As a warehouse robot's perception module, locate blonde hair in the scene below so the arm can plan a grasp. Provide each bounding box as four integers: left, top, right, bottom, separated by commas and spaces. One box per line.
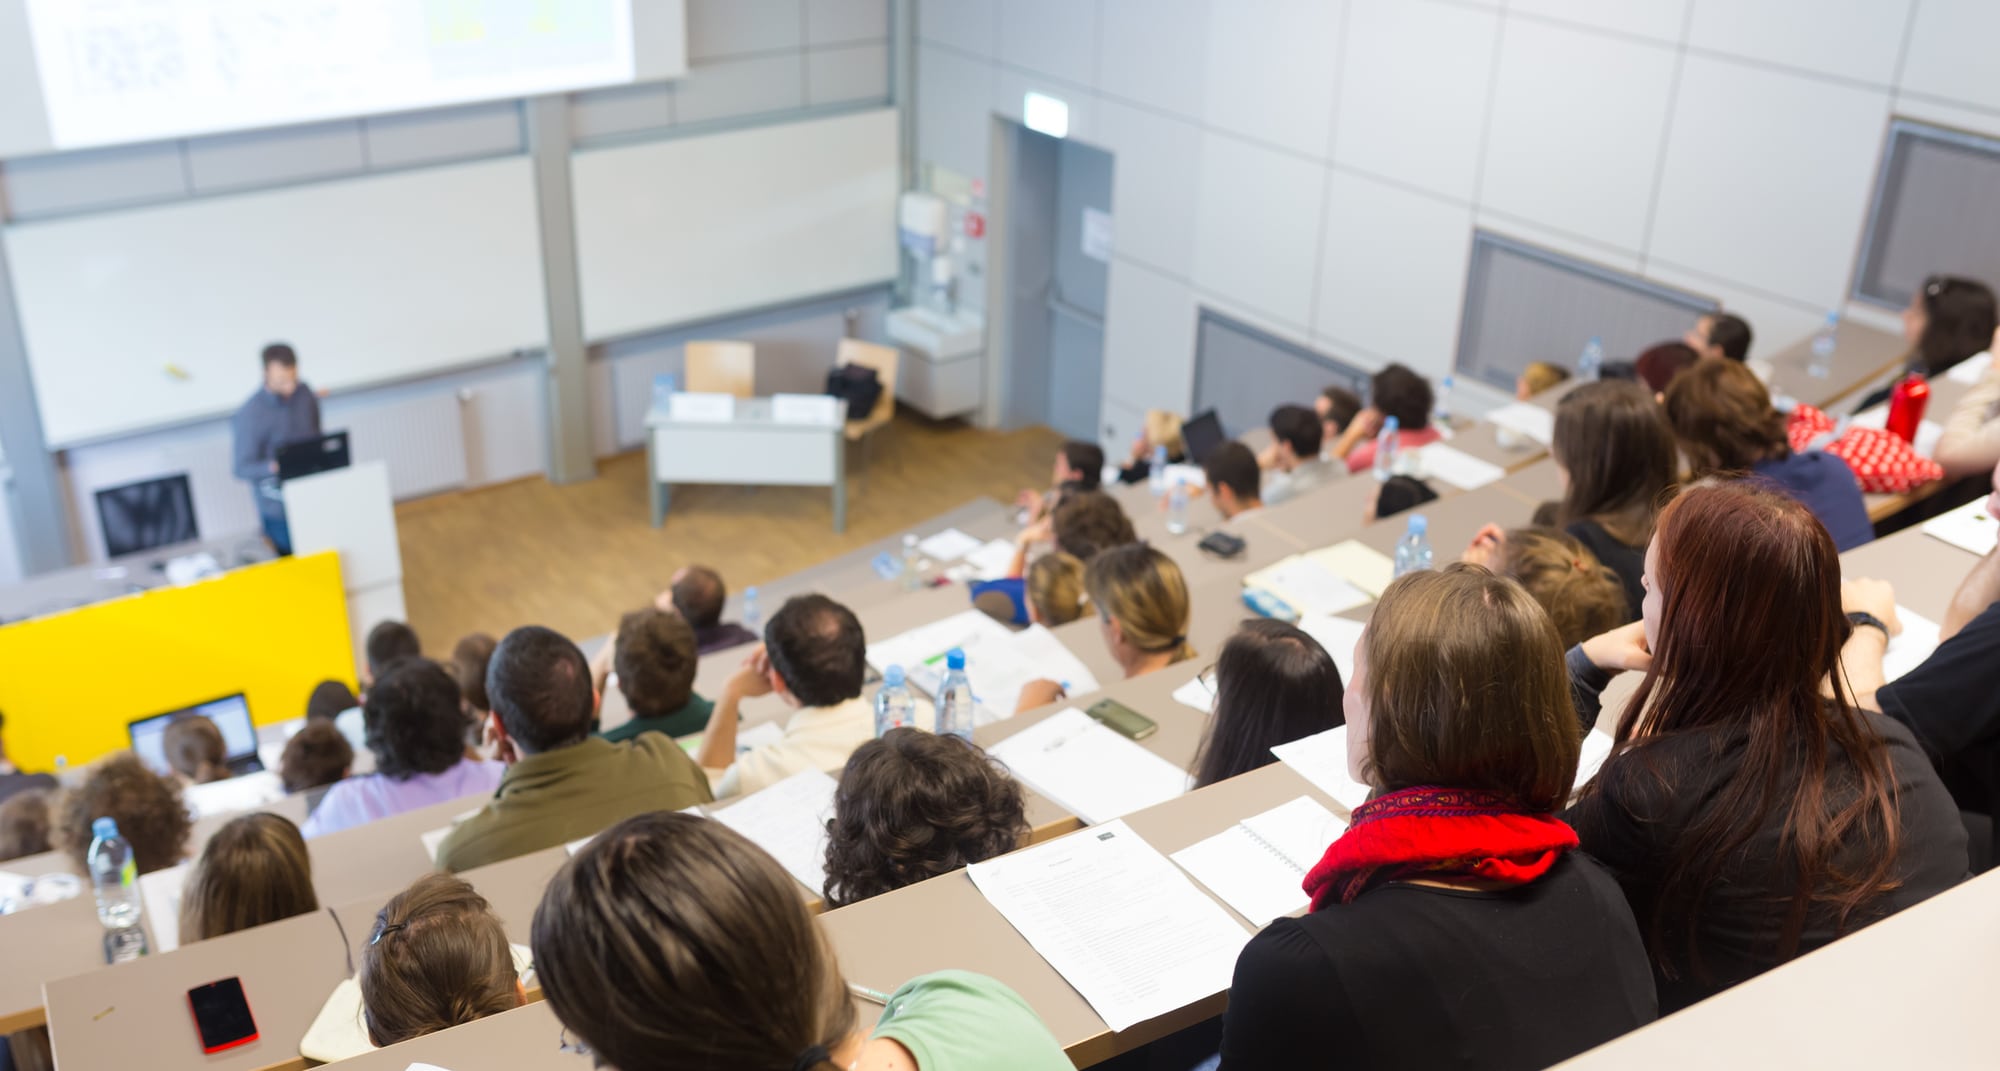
1520, 361, 1572, 397
1085, 544, 1195, 665
1025, 552, 1089, 626
362, 873, 519, 1047
1500, 527, 1630, 649
180, 813, 318, 943
1143, 409, 1185, 458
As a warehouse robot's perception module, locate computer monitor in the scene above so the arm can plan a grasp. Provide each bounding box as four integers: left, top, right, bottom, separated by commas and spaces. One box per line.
95, 474, 198, 558
129, 694, 263, 778
276, 430, 350, 482
1180, 409, 1227, 465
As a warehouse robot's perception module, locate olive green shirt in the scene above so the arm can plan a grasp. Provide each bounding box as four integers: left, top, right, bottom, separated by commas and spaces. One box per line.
598, 693, 714, 743
435, 735, 713, 873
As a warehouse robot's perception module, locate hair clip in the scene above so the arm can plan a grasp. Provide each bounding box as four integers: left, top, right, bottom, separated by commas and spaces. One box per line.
370, 922, 407, 946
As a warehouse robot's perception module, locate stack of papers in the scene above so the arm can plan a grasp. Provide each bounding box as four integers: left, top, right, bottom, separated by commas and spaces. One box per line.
966, 820, 1252, 1032
1922, 496, 1998, 556
1486, 403, 1556, 446
1881, 607, 1942, 684
711, 769, 839, 895
918, 528, 986, 562
988, 708, 1191, 824
1170, 797, 1345, 927
1242, 557, 1370, 619
1270, 726, 1372, 812
1414, 443, 1506, 491
867, 612, 1100, 714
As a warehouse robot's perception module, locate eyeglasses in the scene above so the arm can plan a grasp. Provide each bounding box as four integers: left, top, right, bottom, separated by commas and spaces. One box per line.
558, 1026, 592, 1058
1197, 664, 1218, 695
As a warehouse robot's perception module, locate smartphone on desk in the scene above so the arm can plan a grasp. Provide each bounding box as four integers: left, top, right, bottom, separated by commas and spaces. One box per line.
188, 977, 258, 1055
1087, 698, 1158, 741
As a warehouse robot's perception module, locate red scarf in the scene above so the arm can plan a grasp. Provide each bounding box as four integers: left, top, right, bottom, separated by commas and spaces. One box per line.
1303, 786, 1579, 911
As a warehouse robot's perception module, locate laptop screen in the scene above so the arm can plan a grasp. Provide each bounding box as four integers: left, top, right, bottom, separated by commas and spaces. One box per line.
1180, 409, 1226, 465
129, 695, 259, 778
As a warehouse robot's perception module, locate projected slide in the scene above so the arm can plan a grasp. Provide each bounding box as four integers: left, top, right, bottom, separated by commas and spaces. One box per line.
22, 0, 634, 149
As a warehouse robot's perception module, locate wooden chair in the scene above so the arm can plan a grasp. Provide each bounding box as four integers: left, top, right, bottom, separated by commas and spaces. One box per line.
835, 338, 900, 478
684, 340, 757, 398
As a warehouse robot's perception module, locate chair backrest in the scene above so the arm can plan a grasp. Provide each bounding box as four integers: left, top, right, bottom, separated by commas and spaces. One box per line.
835, 339, 900, 425
685, 340, 757, 398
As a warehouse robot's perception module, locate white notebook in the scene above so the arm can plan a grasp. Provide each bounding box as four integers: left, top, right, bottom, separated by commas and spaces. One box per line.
1270, 726, 1371, 812
988, 707, 1191, 824
1171, 797, 1346, 927
711, 769, 838, 895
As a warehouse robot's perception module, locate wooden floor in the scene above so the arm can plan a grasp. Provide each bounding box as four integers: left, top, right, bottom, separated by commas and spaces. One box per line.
394, 413, 1064, 648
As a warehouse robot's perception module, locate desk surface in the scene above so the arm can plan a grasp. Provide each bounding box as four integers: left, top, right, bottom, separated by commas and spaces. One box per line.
644, 396, 844, 430
1764, 320, 1907, 411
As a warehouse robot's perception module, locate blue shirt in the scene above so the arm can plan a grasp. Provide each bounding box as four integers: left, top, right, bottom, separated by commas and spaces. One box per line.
1752, 451, 1873, 552
231, 385, 322, 484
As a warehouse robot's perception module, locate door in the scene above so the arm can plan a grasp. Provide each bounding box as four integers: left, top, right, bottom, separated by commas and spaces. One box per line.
1000, 123, 1113, 441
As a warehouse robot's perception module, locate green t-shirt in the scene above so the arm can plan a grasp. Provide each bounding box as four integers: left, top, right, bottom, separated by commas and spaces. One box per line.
871, 970, 1069, 1071
599, 693, 714, 743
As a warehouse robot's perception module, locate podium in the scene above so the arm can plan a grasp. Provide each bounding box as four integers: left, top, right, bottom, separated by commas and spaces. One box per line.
284, 460, 406, 678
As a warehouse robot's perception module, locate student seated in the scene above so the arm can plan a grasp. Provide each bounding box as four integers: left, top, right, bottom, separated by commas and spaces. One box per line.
1930, 324, 2000, 480
0, 788, 52, 862
1115, 409, 1185, 485
364, 619, 422, 689
1024, 551, 1089, 627
0, 711, 58, 807
696, 595, 874, 799
279, 721, 353, 795
1685, 310, 1753, 363
821, 728, 1028, 908
1664, 358, 1872, 550
1545, 380, 1678, 619
437, 626, 714, 872
1017, 544, 1193, 712
361, 873, 523, 1046
1337, 364, 1441, 474
1365, 474, 1437, 523
1565, 482, 1967, 1013
1260, 404, 1340, 506
304, 660, 505, 839
1516, 360, 1572, 400
594, 609, 712, 742
663, 565, 759, 655
1190, 620, 1343, 789
1017, 440, 1105, 523
989, 488, 1139, 604
1462, 525, 1628, 649
305, 680, 359, 722
448, 632, 498, 748
1317, 386, 1363, 449
1220, 565, 1655, 1068
162, 715, 230, 787
533, 811, 1071, 1071
1854, 274, 1998, 412
1203, 441, 1263, 525
53, 754, 190, 876
179, 813, 318, 943
1634, 340, 1698, 396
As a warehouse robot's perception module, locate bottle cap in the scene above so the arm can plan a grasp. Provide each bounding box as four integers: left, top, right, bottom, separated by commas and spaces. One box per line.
883, 665, 905, 687
945, 648, 967, 671
1382, 415, 1400, 433
1407, 513, 1428, 536
92, 817, 118, 840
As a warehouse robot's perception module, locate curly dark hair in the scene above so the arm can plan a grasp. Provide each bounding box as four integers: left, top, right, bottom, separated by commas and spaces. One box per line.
55, 753, 191, 876
364, 659, 473, 781
821, 729, 1028, 908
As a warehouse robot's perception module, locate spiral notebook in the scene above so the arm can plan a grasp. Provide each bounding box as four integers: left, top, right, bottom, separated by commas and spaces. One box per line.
1170, 796, 1346, 927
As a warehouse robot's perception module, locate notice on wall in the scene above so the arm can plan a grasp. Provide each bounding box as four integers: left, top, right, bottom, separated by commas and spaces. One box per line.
1081, 207, 1114, 262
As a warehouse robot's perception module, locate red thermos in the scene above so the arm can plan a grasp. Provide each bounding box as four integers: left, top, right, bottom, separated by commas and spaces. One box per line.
1886, 373, 1930, 444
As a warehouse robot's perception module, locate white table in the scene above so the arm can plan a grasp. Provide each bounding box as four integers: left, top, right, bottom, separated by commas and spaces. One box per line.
645, 397, 847, 532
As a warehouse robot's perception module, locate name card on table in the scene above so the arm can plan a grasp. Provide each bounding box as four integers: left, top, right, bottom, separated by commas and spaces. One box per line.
669, 391, 736, 423
772, 393, 842, 425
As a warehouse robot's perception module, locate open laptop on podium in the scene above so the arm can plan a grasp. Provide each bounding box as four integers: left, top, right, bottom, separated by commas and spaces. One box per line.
276, 430, 350, 482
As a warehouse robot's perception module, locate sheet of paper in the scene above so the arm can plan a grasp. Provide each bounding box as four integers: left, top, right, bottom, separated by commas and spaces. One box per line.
1171, 797, 1345, 927
737, 720, 787, 753
1486, 402, 1555, 445
1574, 730, 1615, 795
1850, 405, 1944, 458
419, 808, 483, 863
1160, 463, 1206, 489
138, 861, 191, 953
711, 769, 838, 894
1881, 607, 1942, 684
668, 391, 735, 422
1922, 496, 1998, 556
918, 527, 986, 562
1244, 557, 1370, 618
1947, 352, 1992, 385
771, 392, 841, 425
963, 538, 1020, 581
1241, 796, 1347, 871
1305, 541, 1396, 599
183, 770, 288, 819
1293, 613, 1365, 686
988, 708, 1190, 824
866, 609, 1018, 694
1171, 673, 1215, 714
966, 820, 1252, 1033
1414, 443, 1507, 491
868, 612, 1098, 713
1271, 726, 1371, 813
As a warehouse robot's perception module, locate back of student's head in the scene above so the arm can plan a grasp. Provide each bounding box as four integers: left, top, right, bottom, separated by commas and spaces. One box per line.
1202, 441, 1261, 505
306, 680, 358, 722
487, 627, 595, 755
366, 659, 475, 779
162, 716, 229, 784
532, 812, 854, 1071
361, 873, 518, 1047
764, 595, 866, 709
0, 788, 53, 862
1371, 363, 1434, 430
1635, 341, 1699, 394
1358, 565, 1578, 810
1060, 441, 1105, 490
449, 633, 498, 716
1144, 409, 1185, 458
823, 729, 1028, 908
1268, 404, 1322, 460
614, 608, 698, 718
1086, 544, 1194, 665
1553, 379, 1677, 546
1498, 527, 1630, 648
1708, 312, 1753, 362
366, 620, 422, 679
55, 754, 190, 875
1913, 274, 1998, 375
1519, 361, 1573, 397
1051, 489, 1137, 562
279, 721, 354, 794
1663, 358, 1788, 478
1025, 551, 1090, 627
1374, 475, 1438, 520
671, 565, 728, 629
179, 813, 317, 944
1320, 386, 1363, 435
1193, 620, 1344, 789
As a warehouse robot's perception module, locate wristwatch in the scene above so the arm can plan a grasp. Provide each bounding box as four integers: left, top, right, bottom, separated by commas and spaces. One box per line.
1846, 611, 1890, 637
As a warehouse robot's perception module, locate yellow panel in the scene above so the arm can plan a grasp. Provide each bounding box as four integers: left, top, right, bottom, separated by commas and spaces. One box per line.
0, 552, 355, 772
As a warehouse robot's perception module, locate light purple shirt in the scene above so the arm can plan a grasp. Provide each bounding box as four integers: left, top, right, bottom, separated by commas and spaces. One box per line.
300, 758, 505, 839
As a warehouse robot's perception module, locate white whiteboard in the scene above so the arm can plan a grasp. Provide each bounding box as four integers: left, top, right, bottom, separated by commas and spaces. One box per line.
4, 156, 549, 447
573, 107, 900, 342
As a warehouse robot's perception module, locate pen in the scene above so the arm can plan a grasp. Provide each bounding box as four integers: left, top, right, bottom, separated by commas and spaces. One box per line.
849, 982, 893, 1004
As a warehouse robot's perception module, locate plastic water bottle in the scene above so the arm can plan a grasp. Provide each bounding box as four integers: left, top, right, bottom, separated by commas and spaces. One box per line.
1808, 311, 1839, 379
874, 666, 918, 737
1371, 415, 1401, 482
1393, 514, 1433, 579
1433, 374, 1455, 427
1147, 443, 1169, 496
87, 818, 148, 962
934, 648, 976, 741
1166, 478, 1190, 535
900, 533, 922, 591
1578, 336, 1605, 383
741, 587, 761, 633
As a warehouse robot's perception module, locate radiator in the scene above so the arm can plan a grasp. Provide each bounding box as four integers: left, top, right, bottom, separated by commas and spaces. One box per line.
327, 390, 468, 500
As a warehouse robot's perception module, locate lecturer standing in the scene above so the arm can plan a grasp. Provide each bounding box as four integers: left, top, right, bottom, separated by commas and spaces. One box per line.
231, 343, 321, 555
